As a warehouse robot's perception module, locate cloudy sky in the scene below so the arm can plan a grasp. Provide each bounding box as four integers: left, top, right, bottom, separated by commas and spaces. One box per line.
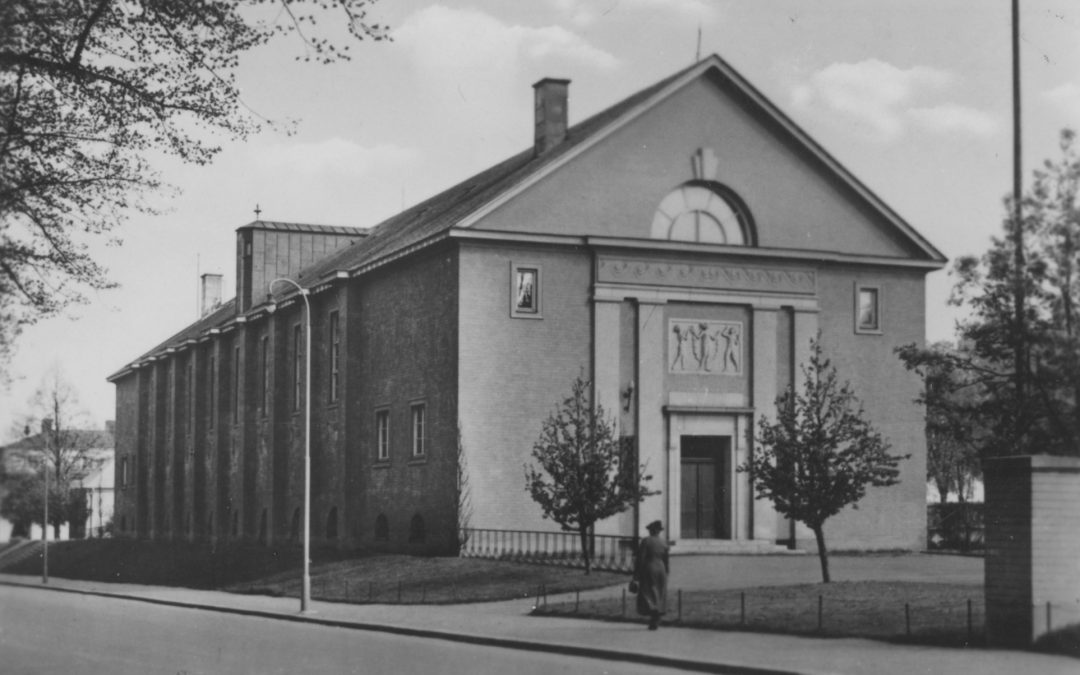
2, 0, 1078, 439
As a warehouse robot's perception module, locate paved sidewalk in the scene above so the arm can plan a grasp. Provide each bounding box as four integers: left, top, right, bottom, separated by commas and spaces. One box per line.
1, 564, 1075, 675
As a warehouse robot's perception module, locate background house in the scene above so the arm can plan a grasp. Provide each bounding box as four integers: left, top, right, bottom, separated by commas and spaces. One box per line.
0, 421, 115, 542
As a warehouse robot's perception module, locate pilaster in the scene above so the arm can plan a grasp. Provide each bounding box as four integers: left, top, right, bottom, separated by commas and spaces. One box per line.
751, 307, 779, 541
636, 299, 667, 531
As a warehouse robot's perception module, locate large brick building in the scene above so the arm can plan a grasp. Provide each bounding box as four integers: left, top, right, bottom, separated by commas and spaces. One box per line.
109, 56, 945, 555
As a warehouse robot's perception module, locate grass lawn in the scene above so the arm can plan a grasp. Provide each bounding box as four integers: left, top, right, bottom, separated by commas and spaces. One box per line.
0, 538, 625, 602
535, 581, 987, 647
230, 555, 625, 604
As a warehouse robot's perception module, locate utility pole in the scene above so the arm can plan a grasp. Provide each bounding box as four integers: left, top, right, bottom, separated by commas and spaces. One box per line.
1011, 0, 1026, 437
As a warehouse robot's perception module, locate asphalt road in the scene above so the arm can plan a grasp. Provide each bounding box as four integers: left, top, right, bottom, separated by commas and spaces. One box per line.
0, 585, 692, 675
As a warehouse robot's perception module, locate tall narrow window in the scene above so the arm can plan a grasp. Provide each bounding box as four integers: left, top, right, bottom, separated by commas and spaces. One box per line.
233, 345, 240, 422
209, 353, 217, 429
376, 409, 390, 461
293, 324, 302, 411
260, 336, 269, 417
855, 285, 882, 333
187, 359, 195, 431
328, 311, 340, 403
121, 457, 130, 488
411, 403, 426, 458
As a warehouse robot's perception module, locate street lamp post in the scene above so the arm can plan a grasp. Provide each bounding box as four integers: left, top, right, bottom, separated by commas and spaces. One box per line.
42, 451, 48, 585
270, 278, 312, 613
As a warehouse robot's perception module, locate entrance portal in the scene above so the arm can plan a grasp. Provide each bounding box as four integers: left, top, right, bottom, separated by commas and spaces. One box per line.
679, 436, 732, 539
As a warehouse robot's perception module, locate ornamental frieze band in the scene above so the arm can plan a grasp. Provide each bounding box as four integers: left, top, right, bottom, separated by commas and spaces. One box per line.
597, 257, 816, 295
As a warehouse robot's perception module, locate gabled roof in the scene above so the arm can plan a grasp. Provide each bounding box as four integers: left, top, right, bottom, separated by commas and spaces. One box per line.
110, 54, 946, 378
1, 429, 114, 455
287, 53, 944, 291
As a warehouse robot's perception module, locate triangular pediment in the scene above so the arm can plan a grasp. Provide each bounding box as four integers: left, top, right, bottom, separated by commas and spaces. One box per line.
466, 56, 944, 264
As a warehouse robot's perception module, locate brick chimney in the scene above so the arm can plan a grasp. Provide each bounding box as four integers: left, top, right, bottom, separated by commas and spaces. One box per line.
533, 78, 570, 156
200, 273, 223, 317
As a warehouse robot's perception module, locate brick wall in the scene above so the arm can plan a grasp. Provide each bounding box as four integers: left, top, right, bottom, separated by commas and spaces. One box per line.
112, 375, 139, 536
985, 455, 1080, 646
354, 244, 460, 552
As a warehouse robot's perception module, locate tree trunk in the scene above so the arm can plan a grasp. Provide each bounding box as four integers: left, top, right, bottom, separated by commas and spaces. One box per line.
811, 524, 830, 583
579, 524, 591, 575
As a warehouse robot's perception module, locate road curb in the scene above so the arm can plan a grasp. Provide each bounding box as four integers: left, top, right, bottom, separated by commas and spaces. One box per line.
1, 578, 802, 675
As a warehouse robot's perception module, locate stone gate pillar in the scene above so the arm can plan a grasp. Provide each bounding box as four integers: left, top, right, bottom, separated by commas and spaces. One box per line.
983, 455, 1080, 646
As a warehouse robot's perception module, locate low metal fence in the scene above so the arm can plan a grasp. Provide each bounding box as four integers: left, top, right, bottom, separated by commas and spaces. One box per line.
459, 528, 636, 572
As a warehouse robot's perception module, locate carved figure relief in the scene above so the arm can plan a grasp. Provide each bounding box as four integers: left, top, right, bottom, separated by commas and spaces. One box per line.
669, 320, 743, 375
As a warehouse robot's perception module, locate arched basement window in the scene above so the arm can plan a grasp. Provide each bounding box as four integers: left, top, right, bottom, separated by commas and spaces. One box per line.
375, 513, 389, 542
409, 513, 426, 543
326, 507, 339, 540
650, 183, 754, 245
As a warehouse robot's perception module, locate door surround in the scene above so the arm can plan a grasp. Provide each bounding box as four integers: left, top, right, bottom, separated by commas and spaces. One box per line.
666, 410, 751, 542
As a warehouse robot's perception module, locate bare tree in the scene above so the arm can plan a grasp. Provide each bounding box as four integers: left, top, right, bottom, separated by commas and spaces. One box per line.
453, 423, 473, 554
3, 368, 104, 537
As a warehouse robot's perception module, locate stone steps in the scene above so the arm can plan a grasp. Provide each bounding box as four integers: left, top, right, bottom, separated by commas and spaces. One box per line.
0, 539, 43, 569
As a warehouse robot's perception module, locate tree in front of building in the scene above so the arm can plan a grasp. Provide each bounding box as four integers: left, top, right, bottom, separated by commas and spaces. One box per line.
525, 375, 658, 574
741, 339, 907, 583
898, 129, 1080, 459
920, 342, 984, 505
1, 369, 103, 537
0, 0, 388, 376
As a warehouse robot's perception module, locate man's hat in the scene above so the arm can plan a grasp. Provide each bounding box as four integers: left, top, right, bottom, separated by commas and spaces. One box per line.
646, 520, 664, 532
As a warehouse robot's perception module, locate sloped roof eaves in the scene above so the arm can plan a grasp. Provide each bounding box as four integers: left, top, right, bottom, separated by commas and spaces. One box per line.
107, 299, 238, 381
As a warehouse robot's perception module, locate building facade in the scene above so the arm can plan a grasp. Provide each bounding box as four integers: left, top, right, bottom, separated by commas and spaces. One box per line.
109, 56, 945, 555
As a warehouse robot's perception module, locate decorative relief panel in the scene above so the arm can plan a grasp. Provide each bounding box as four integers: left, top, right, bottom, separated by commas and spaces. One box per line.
597, 257, 816, 295
668, 320, 743, 376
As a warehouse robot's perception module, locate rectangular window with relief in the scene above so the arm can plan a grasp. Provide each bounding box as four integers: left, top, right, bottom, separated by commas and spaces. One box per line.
510, 263, 542, 318
411, 403, 426, 458
375, 409, 390, 461
855, 284, 882, 333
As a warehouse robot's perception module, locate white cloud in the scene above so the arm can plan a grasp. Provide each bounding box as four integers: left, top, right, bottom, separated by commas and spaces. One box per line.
396, 5, 618, 73
790, 60, 999, 143
791, 60, 952, 141
908, 104, 999, 138
1044, 82, 1080, 121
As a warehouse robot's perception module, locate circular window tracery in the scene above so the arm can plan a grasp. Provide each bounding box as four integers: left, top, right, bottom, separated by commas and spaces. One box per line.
650, 184, 752, 245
